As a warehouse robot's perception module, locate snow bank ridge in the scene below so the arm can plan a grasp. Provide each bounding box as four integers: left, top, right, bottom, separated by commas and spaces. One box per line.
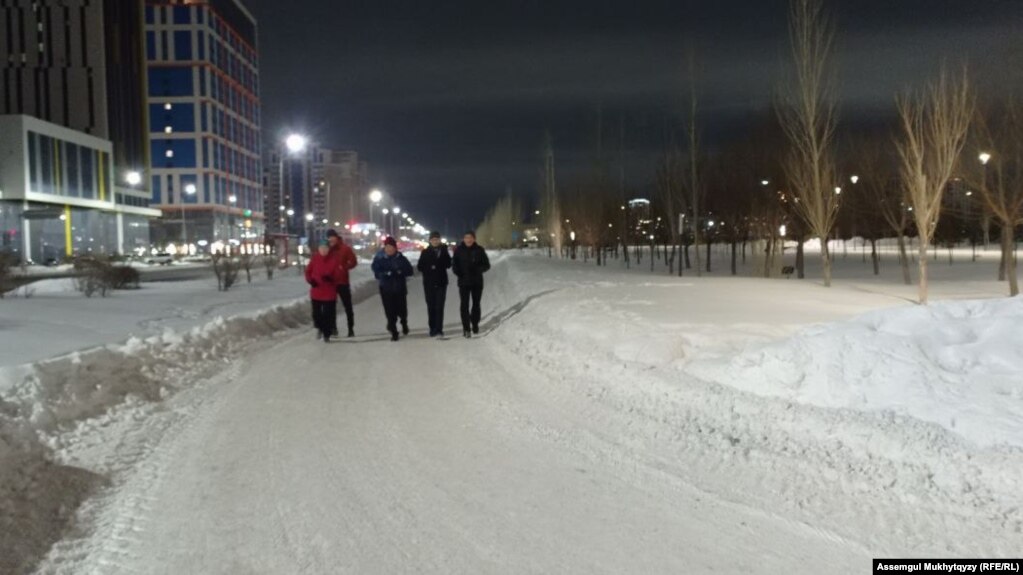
0, 296, 311, 573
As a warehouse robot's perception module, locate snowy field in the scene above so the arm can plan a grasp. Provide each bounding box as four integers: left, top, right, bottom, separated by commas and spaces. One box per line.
2, 247, 1020, 573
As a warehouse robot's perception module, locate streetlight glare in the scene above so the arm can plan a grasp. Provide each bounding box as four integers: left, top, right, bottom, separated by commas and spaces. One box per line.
228, 194, 237, 203
979, 152, 992, 165
850, 175, 860, 184
287, 209, 295, 216
305, 213, 314, 222
285, 134, 307, 153
184, 184, 197, 195
369, 189, 383, 203
125, 171, 142, 186
382, 208, 390, 215
761, 179, 770, 186
393, 206, 401, 213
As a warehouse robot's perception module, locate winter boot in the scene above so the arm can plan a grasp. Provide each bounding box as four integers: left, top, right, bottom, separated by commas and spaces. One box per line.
463, 329, 472, 339
401, 322, 410, 336
390, 331, 400, 342
347, 327, 355, 338
472, 324, 479, 335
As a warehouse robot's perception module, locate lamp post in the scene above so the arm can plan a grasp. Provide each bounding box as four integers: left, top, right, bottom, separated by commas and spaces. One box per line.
305, 212, 315, 248
181, 183, 196, 245
979, 152, 992, 247
280, 133, 307, 238
369, 189, 383, 226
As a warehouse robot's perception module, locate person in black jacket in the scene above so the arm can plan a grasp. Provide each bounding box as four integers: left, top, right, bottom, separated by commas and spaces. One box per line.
417, 231, 452, 337
371, 236, 415, 341
451, 231, 491, 338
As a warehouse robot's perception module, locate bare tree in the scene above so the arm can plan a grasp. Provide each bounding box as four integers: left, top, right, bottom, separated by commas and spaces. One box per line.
848, 138, 912, 282
685, 50, 703, 277
967, 98, 1023, 296
777, 0, 840, 286
656, 126, 687, 275
212, 253, 240, 292
239, 254, 255, 283
895, 68, 974, 304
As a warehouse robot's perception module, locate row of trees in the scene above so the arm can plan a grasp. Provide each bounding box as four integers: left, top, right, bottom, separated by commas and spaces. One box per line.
479, 0, 1021, 302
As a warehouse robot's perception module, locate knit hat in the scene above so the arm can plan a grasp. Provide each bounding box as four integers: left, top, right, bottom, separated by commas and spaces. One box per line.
318, 238, 330, 247
383, 236, 398, 248
429, 230, 441, 239
464, 230, 476, 239
326, 229, 340, 238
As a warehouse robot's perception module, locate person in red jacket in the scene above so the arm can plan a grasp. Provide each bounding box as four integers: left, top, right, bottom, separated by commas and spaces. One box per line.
305, 239, 344, 342
326, 229, 358, 338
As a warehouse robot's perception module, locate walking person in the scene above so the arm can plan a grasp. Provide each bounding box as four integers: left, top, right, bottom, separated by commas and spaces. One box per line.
326, 229, 358, 337
452, 231, 491, 338
305, 239, 343, 343
417, 231, 451, 337
371, 236, 414, 341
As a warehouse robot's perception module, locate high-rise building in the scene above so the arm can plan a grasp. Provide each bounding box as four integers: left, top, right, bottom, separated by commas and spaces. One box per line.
265, 144, 368, 241
0, 0, 160, 262
144, 0, 262, 251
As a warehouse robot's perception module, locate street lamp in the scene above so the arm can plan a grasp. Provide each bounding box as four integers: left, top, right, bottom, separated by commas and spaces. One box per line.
181, 183, 197, 244
369, 189, 383, 225
125, 171, 142, 186
979, 152, 992, 165
285, 134, 307, 154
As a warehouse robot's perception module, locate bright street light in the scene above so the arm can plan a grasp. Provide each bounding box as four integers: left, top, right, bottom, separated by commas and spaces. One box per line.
369, 190, 383, 203
287, 209, 295, 216
979, 152, 992, 165
305, 213, 314, 222
850, 175, 860, 184
383, 208, 390, 215
184, 184, 197, 195
125, 171, 142, 186
285, 134, 307, 154
834, 187, 842, 195
761, 179, 769, 186
228, 194, 237, 203
393, 206, 401, 213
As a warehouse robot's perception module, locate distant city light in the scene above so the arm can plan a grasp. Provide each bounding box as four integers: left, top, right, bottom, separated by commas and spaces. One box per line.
370, 189, 383, 203
125, 171, 142, 186
979, 152, 992, 165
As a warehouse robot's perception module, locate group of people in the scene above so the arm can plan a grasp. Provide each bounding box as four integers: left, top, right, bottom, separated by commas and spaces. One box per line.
305, 229, 491, 343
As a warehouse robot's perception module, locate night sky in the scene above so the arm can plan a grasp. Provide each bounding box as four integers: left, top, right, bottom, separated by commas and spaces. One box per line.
245, 0, 1022, 236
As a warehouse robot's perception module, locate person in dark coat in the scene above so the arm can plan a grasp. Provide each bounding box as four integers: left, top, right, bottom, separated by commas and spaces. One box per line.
305, 240, 344, 342
371, 236, 415, 341
451, 230, 491, 338
417, 231, 452, 337
326, 229, 359, 337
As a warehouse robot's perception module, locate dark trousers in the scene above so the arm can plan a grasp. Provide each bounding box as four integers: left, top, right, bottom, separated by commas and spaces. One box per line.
424, 283, 447, 335
459, 285, 483, 331
336, 284, 354, 329
380, 289, 408, 334
311, 299, 338, 337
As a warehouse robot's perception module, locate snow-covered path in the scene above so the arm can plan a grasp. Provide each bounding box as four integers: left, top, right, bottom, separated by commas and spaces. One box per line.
35, 259, 866, 574
33, 254, 1021, 574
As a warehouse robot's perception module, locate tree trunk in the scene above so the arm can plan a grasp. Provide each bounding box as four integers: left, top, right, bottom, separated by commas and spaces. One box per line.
871, 238, 880, 276
705, 240, 711, 273
821, 240, 833, 287
918, 239, 930, 304
684, 243, 691, 269
999, 229, 1008, 281
730, 241, 737, 276
796, 239, 805, 279
1003, 225, 1019, 296
897, 235, 911, 285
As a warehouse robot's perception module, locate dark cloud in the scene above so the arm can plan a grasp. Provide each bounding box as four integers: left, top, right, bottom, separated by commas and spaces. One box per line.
245, 0, 1023, 235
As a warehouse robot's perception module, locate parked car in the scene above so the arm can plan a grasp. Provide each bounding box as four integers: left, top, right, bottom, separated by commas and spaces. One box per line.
146, 253, 174, 265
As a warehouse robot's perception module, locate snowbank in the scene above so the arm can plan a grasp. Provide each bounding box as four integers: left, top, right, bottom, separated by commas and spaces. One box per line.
688, 297, 1023, 448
